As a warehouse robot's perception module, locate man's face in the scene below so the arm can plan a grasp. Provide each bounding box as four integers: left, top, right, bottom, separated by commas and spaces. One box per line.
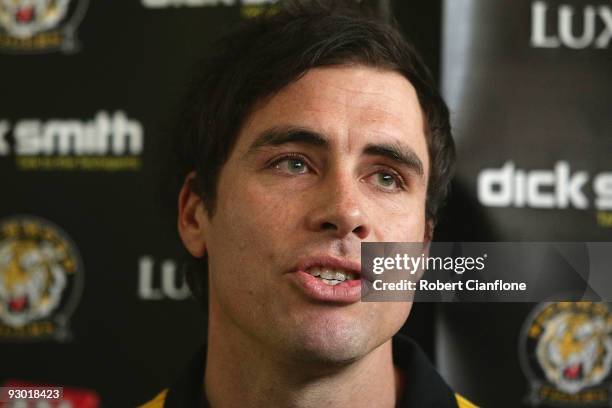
198, 65, 430, 364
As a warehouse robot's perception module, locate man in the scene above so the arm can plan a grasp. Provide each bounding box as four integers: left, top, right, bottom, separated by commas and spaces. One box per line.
143, 1, 475, 407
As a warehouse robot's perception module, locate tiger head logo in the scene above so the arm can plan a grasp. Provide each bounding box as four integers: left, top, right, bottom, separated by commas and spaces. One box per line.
0, 238, 68, 327
536, 310, 612, 394
0, 0, 71, 39
0, 217, 82, 340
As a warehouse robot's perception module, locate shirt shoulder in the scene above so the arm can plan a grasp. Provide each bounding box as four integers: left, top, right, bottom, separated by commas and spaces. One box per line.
456, 393, 478, 408
138, 389, 168, 408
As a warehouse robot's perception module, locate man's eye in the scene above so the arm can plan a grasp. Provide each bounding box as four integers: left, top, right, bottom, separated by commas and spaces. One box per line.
367, 171, 403, 192
272, 156, 310, 175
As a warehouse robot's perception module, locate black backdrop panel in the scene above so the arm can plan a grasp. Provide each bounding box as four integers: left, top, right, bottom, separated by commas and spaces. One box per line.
4, 0, 608, 406
0, 2, 267, 406
439, 0, 612, 407
1, 1, 441, 406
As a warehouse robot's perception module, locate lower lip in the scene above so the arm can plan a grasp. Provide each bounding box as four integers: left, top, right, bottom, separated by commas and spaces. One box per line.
288, 271, 362, 303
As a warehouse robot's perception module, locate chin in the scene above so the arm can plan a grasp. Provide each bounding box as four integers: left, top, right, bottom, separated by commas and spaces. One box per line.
281, 319, 382, 365
292, 341, 368, 366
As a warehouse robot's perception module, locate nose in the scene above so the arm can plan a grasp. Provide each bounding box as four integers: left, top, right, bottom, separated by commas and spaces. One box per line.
304, 173, 371, 240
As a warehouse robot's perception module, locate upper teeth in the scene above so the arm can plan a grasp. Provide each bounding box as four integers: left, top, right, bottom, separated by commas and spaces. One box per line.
307, 267, 356, 282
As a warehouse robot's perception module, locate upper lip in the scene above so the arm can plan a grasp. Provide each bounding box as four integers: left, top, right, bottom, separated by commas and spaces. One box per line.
293, 255, 361, 276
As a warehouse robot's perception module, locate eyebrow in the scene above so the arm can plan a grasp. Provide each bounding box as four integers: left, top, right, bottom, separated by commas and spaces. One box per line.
246, 126, 425, 178
247, 126, 329, 154
363, 143, 424, 178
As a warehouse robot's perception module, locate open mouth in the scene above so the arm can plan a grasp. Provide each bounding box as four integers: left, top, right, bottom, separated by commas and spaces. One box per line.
292, 268, 362, 303
305, 267, 359, 286
289, 257, 363, 303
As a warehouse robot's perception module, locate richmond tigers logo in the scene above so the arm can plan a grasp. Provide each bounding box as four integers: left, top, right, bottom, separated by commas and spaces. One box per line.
537, 311, 612, 394
0, 216, 83, 341
0, 0, 71, 39
0, 0, 88, 53
521, 302, 612, 407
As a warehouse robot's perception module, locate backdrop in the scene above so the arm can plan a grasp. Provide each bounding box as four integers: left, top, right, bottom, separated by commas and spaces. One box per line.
0, 0, 610, 407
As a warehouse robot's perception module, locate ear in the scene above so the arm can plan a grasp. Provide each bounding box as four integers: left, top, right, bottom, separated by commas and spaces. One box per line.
178, 171, 208, 258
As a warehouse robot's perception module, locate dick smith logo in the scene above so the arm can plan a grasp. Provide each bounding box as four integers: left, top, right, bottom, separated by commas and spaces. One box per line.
478, 161, 612, 210
142, 0, 274, 8
0, 111, 142, 156
531, 1, 612, 49
0, 111, 144, 171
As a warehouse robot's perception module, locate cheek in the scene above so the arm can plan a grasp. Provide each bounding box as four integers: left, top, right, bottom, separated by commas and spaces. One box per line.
221, 182, 298, 238
206, 175, 301, 279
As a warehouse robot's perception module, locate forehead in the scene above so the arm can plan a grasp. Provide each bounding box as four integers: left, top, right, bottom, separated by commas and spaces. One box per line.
236, 65, 428, 161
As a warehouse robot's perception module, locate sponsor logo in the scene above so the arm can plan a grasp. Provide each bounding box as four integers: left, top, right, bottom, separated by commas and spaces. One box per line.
477, 161, 612, 210
138, 256, 190, 300
0, 111, 144, 171
531, 1, 612, 49
142, 0, 274, 7
520, 302, 612, 406
0, 0, 89, 54
0, 216, 83, 341
141, 0, 277, 18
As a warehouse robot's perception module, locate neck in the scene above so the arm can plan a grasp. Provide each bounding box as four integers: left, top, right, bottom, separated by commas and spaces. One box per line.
204, 300, 402, 408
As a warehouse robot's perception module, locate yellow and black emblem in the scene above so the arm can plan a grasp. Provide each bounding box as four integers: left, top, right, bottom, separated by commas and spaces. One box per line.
520, 302, 612, 406
0, 216, 83, 341
0, 0, 89, 54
